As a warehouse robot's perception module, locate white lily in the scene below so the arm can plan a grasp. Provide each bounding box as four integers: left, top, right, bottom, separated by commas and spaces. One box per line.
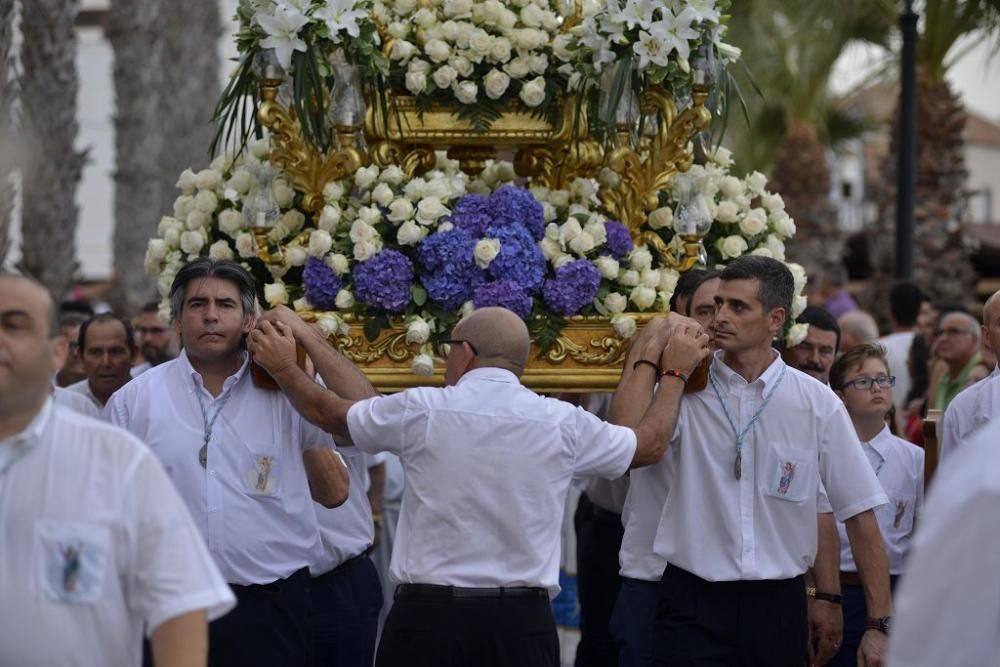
618, 0, 656, 29
648, 7, 699, 62
257, 5, 309, 70
634, 29, 670, 68
313, 0, 368, 41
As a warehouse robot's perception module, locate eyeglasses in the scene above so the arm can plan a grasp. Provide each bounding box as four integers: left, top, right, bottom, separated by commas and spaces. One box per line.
935, 327, 974, 338
433, 339, 479, 358
841, 375, 896, 391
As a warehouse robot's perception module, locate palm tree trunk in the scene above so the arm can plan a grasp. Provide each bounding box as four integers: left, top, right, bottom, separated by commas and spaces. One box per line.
107, 0, 165, 313
869, 71, 974, 307
0, 0, 17, 266
19, 0, 86, 299
768, 120, 843, 272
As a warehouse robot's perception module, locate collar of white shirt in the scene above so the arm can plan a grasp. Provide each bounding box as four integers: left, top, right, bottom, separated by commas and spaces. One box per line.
455, 366, 520, 387
710, 348, 784, 393
178, 348, 250, 394
0, 397, 53, 470
864, 425, 893, 466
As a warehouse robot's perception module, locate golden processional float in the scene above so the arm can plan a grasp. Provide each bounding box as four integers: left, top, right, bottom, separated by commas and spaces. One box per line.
147, 0, 807, 392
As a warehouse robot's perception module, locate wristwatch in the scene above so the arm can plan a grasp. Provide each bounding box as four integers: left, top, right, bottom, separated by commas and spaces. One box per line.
865, 616, 892, 634
805, 587, 843, 604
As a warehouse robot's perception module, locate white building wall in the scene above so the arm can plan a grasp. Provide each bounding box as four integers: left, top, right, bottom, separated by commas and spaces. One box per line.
965, 143, 1000, 225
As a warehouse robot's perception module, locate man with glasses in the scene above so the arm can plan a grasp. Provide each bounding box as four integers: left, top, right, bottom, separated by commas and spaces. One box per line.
932, 312, 981, 412
827, 343, 924, 667
131, 301, 177, 374
247, 305, 709, 667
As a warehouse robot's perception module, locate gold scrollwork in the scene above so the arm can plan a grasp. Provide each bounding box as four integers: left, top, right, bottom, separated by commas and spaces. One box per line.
334, 329, 415, 364
544, 335, 626, 366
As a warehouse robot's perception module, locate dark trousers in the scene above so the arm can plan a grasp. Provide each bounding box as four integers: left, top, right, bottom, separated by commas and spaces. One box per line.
209, 567, 312, 667
375, 589, 559, 667
827, 577, 898, 667
574, 493, 625, 667
610, 578, 660, 667
312, 555, 383, 667
653, 565, 807, 667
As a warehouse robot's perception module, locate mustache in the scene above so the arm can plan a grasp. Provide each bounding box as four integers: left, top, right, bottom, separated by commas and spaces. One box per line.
798, 362, 825, 372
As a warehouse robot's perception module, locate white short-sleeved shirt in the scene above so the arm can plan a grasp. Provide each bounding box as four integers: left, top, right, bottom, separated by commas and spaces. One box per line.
105, 350, 332, 585
887, 417, 1000, 667
0, 400, 235, 666
311, 447, 375, 575
878, 331, 915, 415
838, 426, 923, 575
940, 368, 999, 460
66, 378, 103, 410
346, 367, 637, 595
53, 386, 101, 418
619, 453, 673, 581
653, 352, 888, 582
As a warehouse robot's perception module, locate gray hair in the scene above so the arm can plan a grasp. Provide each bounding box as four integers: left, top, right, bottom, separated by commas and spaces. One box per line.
838, 310, 880, 344
169, 259, 258, 321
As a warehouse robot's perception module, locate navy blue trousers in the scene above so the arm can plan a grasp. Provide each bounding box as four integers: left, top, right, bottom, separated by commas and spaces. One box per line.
826, 577, 898, 667
610, 577, 660, 667
574, 493, 625, 667
312, 556, 383, 667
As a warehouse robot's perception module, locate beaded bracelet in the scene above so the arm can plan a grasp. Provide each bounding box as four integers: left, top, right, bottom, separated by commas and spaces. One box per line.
632, 359, 660, 374
659, 369, 689, 384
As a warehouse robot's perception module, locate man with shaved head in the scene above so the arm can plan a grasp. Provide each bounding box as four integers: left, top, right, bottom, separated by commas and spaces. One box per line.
0, 273, 234, 665
249, 304, 709, 667
940, 290, 1000, 459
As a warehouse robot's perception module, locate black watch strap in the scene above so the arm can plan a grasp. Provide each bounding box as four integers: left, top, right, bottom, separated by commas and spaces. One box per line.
814, 591, 843, 605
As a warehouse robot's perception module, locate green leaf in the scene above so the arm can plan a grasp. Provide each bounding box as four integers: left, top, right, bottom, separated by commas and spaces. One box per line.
363, 318, 383, 342
411, 285, 427, 306
528, 309, 567, 356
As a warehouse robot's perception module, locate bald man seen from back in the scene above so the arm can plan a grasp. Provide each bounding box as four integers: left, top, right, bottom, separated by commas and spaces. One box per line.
248, 305, 709, 667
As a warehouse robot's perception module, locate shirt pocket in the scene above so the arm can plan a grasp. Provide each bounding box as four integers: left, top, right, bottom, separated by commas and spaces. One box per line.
878, 492, 916, 534
760, 443, 815, 503
240, 442, 282, 499
33, 520, 110, 605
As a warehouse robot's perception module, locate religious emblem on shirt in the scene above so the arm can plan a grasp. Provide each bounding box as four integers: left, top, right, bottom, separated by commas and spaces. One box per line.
763, 445, 812, 502
893, 499, 909, 530
34, 520, 108, 604
244, 454, 278, 495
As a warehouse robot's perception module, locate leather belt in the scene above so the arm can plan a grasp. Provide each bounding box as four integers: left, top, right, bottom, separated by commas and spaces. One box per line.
395, 583, 548, 600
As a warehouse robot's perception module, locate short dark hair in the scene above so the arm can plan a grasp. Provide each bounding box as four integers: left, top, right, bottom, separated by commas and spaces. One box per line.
169, 259, 257, 322
78, 313, 136, 354
796, 305, 841, 351
718, 256, 794, 321
889, 281, 924, 327
669, 269, 706, 312
685, 270, 720, 317
830, 342, 889, 391
140, 301, 161, 315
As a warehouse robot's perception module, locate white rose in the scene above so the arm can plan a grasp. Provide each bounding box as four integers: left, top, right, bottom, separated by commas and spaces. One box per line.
519, 76, 546, 107
216, 210, 242, 237
413, 7, 436, 27
405, 70, 428, 94
772, 211, 797, 239
473, 238, 501, 269
163, 227, 181, 248
350, 219, 377, 243
175, 169, 197, 194
387, 198, 415, 223
194, 190, 218, 214
786, 322, 809, 348
553, 254, 575, 269
186, 210, 210, 230
250, 138, 270, 159
611, 313, 637, 338
173, 194, 194, 218
292, 297, 311, 313
179, 230, 205, 255
335, 289, 355, 310
391, 39, 416, 62
751, 247, 774, 259
443, 0, 472, 18
569, 231, 596, 256
449, 55, 474, 77
397, 220, 427, 245
787, 262, 808, 295
146, 238, 168, 261
235, 232, 256, 258
619, 269, 640, 287
318, 205, 341, 232
583, 220, 607, 245
766, 235, 786, 260
432, 65, 458, 89
720, 175, 743, 199
268, 222, 290, 243
308, 230, 333, 256
355, 165, 380, 190
640, 268, 661, 288
761, 192, 785, 212
629, 247, 653, 271
604, 292, 627, 314
424, 39, 451, 64
552, 34, 574, 61
416, 196, 449, 224
353, 238, 382, 261
285, 245, 307, 267
549, 190, 570, 208
158, 216, 182, 236
630, 285, 657, 310
489, 37, 512, 63
227, 168, 253, 195
504, 57, 530, 79
357, 205, 383, 226
208, 240, 234, 261
539, 238, 561, 260
746, 171, 768, 195
719, 235, 748, 259
739, 207, 768, 237
371, 183, 395, 207
594, 256, 619, 279
195, 169, 222, 191
316, 314, 344, 338
326, 253, 350, 275
559, 218, 582, 245
411, 353, 435, 376
715, 200, 740, 224
453, 80, 478, 104
323, 181, 346, 202
406, 319, 431, 344
273, 180, 295, 208
282, 209, 305, 233
710, 145, 734, 167
264, 282, 289, 307
484, 69, 511, 100
542, 202, 557, 222
659, 269, 680, 293
528, 53, 548, 74
468, 28, 493, 57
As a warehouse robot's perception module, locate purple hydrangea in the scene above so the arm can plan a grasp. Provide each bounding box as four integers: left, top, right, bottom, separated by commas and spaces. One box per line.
417, 228, 484, 310
449, 194, 493, 238
489, 185, 546, 240
542, 259, 603, 316
473, 280, 534, 320
303, 256, 343, 310
602, 220, 633, 260
352, 249, 414, 313
485, 223, 547, 295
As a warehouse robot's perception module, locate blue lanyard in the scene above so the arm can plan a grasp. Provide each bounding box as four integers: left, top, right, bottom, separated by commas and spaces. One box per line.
193, 378, 236, 468
708, 362, 786, 480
